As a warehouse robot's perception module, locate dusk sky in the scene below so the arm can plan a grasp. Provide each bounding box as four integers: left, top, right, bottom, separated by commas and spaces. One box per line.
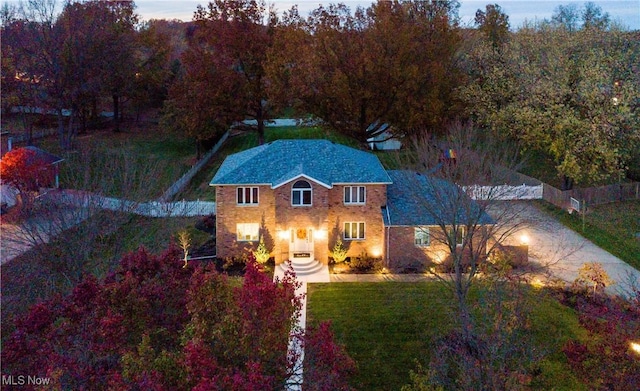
134, 0, 640, 30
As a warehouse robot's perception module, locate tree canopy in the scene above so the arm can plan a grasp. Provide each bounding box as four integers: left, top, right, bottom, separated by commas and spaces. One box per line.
2, 246, 355, 389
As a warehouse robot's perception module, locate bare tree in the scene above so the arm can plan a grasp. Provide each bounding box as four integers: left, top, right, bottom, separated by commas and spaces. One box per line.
1, 144, 170, 303
396, 122, 553, 388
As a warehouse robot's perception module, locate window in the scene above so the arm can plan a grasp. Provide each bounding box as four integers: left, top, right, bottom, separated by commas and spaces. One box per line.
448, 226, 465, 246
292, 180, 312, 206
344, 222, 365, 240
237, 223, 259, 241
344, 186, 366, 204
237, 187, 259, 205
414, 227, 430, 246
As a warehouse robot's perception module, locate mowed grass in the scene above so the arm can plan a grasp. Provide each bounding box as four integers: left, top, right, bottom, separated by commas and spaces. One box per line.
536, 200, 640, 270
307, 283, 587, 390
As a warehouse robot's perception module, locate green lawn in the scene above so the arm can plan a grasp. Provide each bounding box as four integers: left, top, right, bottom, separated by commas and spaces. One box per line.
535, 200, 640, 270
307, 282, 588, 390
38, 124, 196, 199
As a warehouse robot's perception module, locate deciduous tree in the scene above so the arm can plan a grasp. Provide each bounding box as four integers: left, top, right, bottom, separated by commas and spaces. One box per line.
165, 0, 275, 151
459, 23, 639, 188
0, 147, 50, 210
268, 0, 463, 143
2, 248, 354, 389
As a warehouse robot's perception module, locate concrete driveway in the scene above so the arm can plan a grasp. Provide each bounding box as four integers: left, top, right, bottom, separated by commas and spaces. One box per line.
497, 201, 640, 296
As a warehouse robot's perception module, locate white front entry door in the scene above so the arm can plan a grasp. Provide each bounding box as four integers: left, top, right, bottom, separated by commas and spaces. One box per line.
290, 228, 314, 259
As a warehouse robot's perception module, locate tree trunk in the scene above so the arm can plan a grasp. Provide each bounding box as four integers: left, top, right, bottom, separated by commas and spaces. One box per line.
561, 175, 574, 190
57, 109, 66, 149
256, 105, 265, 145
113, 93, 120, 132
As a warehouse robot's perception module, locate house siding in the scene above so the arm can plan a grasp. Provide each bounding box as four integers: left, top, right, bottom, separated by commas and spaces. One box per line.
386, 226, 489, 271
215, 182, 387, 265
386, 226, 446, 270
327, 185, 386, 260
215, 185, 277, 260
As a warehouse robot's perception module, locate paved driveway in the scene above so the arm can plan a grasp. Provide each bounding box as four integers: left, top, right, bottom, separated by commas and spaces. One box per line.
496, 202, 640, 296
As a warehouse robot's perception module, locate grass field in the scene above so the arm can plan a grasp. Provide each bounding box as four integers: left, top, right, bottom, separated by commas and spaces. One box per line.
536, 200, 640, 270
28, 122, 196, 199
307, 282, 588, 390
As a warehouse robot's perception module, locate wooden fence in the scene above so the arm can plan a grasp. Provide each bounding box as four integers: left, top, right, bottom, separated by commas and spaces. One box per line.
543, 182, 640, 210
159, 130, 229, 202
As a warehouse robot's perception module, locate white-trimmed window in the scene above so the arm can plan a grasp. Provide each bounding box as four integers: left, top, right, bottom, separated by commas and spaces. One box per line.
344, 186, 366, 204
292, 180, 312, 206
237, 223, 259, 241
344, 222, 365, 240
448, 226, 465, 246
414, 226, 430, 247
237, 187, 259, 205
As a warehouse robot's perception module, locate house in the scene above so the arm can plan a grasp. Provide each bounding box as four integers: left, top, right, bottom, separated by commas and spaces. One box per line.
209, 139, 492, 271
366, 122, 402, 150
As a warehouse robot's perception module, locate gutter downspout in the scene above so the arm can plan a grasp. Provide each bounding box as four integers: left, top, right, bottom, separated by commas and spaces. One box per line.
385, 206, 391, 267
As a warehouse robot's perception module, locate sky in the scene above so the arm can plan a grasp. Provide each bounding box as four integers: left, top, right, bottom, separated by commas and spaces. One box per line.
134, 0, 640, 30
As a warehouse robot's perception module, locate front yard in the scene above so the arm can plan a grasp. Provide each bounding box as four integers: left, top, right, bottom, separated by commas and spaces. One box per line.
307, 282, 588, 390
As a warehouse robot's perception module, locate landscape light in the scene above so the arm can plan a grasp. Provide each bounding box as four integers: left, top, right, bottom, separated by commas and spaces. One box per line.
520, 233, 530, 245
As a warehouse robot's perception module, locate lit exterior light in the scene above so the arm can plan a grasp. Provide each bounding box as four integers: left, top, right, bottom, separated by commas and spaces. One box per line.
370, 247, 382, 257
313, 229, 327, 240
531, 277, 545, 288
520, 233, 530, 245
631, 342, 640, 356
433, 250, 447, 264
277, 230, 289, 240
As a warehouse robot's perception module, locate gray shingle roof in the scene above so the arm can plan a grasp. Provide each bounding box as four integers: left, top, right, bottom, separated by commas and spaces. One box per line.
22, 146, 64, 165
210, 140, 392, 187
383, 170, 494, 226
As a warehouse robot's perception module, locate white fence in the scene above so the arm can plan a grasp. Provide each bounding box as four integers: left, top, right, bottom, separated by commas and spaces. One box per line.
464, 184, 544, 201
51, 191, 216, 217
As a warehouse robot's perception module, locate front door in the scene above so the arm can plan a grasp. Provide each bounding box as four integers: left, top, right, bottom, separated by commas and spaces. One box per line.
290, 227, 314, 259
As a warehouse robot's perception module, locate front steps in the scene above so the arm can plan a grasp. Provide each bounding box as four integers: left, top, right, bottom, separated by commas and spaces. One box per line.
274, 258, 330, 283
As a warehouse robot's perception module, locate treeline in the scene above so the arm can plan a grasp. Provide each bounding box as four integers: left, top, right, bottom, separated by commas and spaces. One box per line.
2, 0, 638, 187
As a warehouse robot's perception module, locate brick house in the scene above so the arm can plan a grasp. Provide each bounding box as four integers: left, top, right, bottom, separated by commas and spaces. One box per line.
210, 139, 492, 270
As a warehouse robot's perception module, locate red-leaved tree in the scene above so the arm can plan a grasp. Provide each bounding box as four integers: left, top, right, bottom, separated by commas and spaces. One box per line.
1, 245, 354, 390
0, 148, 51, 211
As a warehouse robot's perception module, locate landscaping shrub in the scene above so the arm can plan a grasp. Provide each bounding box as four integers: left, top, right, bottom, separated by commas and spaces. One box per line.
349, 251, 383, 273
195, 214, 216, 235
555, 289, 640, 389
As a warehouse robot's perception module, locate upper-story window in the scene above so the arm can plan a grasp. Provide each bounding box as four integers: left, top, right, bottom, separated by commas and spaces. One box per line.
344, 186, 366, 205
292, 180, 312, 206
237, 187, 259, 205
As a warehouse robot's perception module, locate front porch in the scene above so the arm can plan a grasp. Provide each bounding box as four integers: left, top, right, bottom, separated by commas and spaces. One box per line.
274, 257, 330, 283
